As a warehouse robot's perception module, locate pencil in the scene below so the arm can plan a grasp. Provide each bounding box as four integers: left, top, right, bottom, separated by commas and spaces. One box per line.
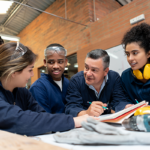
87, 101, 108, 109
135, 99, 139, 104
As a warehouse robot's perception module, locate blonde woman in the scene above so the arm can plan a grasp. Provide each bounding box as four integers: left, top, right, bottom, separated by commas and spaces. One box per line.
0, 42, 88, 136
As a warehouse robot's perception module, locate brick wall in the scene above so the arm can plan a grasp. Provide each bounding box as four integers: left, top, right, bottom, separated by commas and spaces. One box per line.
88, 0, 121, 22
77, 0, 150, 71
17, 0, 123, 83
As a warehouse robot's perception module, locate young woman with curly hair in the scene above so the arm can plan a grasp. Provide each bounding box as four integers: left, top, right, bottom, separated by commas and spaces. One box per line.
121, 23, 150, 109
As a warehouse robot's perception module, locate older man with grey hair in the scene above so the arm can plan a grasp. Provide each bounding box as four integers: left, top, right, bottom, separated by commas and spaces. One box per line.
65, 49, 129, 117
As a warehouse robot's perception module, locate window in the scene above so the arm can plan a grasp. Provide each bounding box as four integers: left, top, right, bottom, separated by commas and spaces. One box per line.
38, 66, 47, 78
65, 53, 78, 79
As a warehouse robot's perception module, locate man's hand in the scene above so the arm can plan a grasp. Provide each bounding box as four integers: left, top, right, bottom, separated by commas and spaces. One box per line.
124, 104, 134, 109
86, 101, 107, 116
78, 101, 107, 117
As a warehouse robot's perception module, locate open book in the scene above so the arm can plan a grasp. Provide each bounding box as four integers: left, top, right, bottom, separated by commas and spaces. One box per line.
99, 101, 148, 124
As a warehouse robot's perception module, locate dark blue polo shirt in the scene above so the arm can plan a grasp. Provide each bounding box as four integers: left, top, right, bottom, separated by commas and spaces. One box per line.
0, 82, 74, 136
65, 71, 129, 117
30, 73, 69, 113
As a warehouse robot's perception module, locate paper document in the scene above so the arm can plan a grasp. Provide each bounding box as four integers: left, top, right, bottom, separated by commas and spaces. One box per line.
99, 101, 148, 124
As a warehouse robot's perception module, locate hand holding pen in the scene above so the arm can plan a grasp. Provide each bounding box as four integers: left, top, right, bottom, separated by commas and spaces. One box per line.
86, 101, 108, 117
88, 101, 108, 109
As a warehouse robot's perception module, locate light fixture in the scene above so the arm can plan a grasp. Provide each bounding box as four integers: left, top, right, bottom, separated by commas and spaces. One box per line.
67, 62, 71, 66
0, 33, 20, 41
0, 1, 14, 14
74, 63, 78, 68
41, 70, 45, 73
65, 67, 68, 70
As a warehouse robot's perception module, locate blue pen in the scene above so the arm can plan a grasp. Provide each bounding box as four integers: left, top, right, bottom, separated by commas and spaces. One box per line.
87, 101, 108, 109
135, 99, 139, 104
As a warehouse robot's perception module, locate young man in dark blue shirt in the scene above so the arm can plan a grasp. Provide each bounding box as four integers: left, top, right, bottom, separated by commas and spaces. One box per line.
30, 44, 69, 113
65, 49, 128, 117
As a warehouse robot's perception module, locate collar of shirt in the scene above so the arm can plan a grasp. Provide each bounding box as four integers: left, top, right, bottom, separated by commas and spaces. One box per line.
86, 74, 108, 99
54, 78, 62, 91
41, 73, 64, 85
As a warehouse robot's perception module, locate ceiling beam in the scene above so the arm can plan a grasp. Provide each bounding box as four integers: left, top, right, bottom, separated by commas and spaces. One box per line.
0, 25, 18, 35
126, 0, 132, 3
118, 0, 127, 5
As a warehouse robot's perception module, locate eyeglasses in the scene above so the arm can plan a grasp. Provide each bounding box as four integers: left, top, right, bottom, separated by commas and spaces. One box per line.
11, 42, 27, 60
44, 46, 67, 56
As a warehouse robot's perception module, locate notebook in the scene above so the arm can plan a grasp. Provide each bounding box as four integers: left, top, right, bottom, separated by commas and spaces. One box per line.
99, 101, 148, 124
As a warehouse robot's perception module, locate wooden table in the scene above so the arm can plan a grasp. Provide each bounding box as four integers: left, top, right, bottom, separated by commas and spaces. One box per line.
0, 130, 68, 150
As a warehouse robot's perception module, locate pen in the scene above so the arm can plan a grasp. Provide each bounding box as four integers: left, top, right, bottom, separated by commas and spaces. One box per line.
135, 99, 139, 104
87, 101, 108, 109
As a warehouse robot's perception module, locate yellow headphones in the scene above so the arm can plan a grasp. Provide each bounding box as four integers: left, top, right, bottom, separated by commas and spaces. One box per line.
133, 64, 150, 80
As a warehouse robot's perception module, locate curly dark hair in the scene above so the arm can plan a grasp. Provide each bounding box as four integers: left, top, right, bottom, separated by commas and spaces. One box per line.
122, 23, 150, 55
0, 36, 4, 45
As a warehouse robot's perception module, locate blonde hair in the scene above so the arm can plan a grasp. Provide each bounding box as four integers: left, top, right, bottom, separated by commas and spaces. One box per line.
0, 42, 37, 80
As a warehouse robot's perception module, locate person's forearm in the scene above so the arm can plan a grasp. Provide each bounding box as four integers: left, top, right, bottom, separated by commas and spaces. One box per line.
77, 110, 87, 116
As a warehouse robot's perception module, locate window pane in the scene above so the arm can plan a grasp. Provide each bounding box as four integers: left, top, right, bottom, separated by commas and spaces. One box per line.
65, 53, 78, 80
38, 66, 47, 78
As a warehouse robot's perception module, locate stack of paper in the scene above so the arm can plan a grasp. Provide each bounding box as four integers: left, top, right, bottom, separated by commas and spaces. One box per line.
99, 101, 147, 124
